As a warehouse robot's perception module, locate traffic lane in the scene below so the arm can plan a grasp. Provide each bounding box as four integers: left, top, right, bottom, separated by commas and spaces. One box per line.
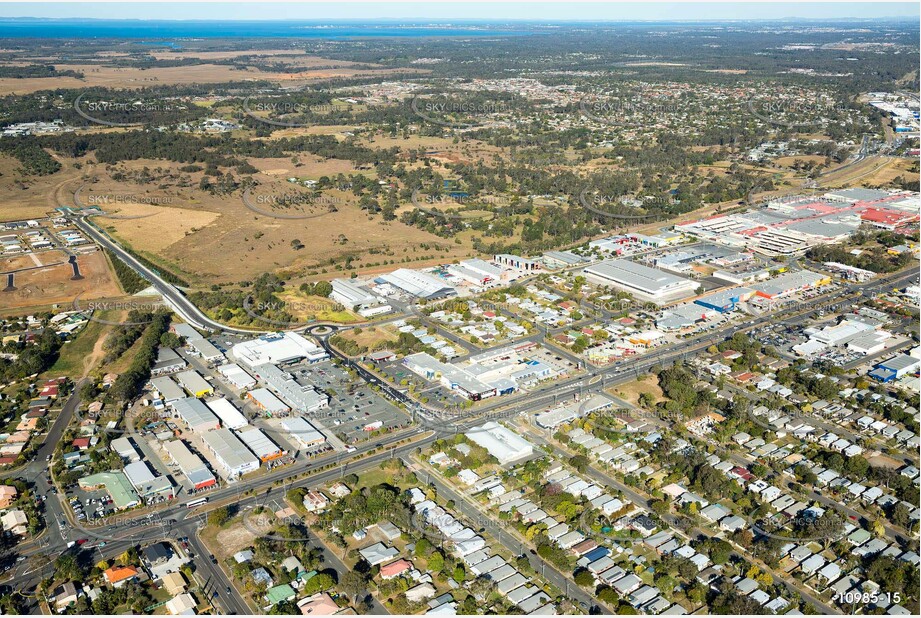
187, 531, 251, 615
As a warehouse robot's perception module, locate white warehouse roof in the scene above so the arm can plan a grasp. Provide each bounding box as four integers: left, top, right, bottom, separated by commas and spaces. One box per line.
232, 332, 328, 368
206, 398, 249, 430
465, 421, 534, 465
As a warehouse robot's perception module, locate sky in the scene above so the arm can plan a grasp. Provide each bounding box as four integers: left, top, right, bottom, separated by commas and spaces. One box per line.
0, 2, 917, 21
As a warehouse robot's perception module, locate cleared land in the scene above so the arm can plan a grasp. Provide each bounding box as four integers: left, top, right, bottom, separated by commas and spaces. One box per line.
0, 62, 425, 95
0, 249, 121, 310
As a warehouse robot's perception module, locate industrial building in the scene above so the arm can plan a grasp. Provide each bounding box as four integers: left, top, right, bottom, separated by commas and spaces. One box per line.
123, 461, 174, 501
150, 376, 186, 404
236, 427, 284, 462
465, 422, 535, 466
694, 287, 755, 313
175, 370, 213, 398
247, 388, 290, 415
206, 398, 249, 430
201, 428, 260, 479
447, 259, 503, 286
535, 394, 615, 430
403, 352, 497, 401
250, 363, 329, 413
583, 259, 698, 304
493, 254, 540, 271
163, 440, 216, 490
542, 250, 588, 269
280, 417, 327, 448
751, 270, 829, 300
232, 332, 328, 368
377, 268, 457, 300
171, 323, 202, 341
217, 363, 257, 389
172, 397, 220, 433
870, 353, 921, 383
152, 347, 186, 376
78, 472, 140, 510
656, 303, 716, 331
110, 436, 141, 462
331, 278, 380, 309
187, 338, 224, 364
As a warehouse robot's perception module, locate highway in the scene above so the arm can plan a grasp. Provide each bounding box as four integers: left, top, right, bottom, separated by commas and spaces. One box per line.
71, 214, 261, 336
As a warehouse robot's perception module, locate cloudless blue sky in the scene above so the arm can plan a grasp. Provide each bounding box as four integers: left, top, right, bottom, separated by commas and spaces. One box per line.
0, 2, 917, 21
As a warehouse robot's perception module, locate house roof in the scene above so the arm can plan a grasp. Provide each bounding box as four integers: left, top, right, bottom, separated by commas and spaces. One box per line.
380, 558, 413, 578
104, 565, 138, 584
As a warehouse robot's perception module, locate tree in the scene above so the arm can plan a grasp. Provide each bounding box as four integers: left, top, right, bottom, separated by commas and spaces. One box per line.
453, 564, 467, 583
208, 506, 232, 527
574, 568, 595, 587
427, 551, 444, 573
596, 585, 620, 605
340, 571, 369, 603
569, 455, 589, 473
302, 572, 335, 595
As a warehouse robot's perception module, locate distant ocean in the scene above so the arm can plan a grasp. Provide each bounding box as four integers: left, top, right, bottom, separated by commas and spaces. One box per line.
0, 19, 532, 40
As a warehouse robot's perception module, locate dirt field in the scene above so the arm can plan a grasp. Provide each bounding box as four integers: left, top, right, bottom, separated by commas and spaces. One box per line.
608, 375, 665, 407
148, 51, 365, 67
336, 324, 399, 349
0, 248, 122, 311
0, 155, 88, 221
0, 62, 424, 95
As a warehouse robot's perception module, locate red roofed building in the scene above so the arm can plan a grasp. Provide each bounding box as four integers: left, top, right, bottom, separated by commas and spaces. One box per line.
40, 385, 59, 398
379, 558, 413, 580
860, 207, 919, 230
731, 466, 754, 482
72, 437, 91, 450
103, 565, 138, 587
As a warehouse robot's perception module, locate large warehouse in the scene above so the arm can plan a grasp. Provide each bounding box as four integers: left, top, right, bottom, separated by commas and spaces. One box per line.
465, 422, 534, 465
331, 278, 379, 308
232, 332, 329, 368
236, 427, 284, 462
172, 397, 220, 433
377, 268, 456, 300
206, 398, 249, 430
250, 363, 329, 413
123, 461, 174, 501
583, 259, 698, 304
175, 370, 213, 398
200, 429, 260, 479
163, 440, 216, 490
280, 417, 326, 448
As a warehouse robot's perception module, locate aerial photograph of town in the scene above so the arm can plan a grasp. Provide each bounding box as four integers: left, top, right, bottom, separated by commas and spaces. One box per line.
0, 0, 916, 615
